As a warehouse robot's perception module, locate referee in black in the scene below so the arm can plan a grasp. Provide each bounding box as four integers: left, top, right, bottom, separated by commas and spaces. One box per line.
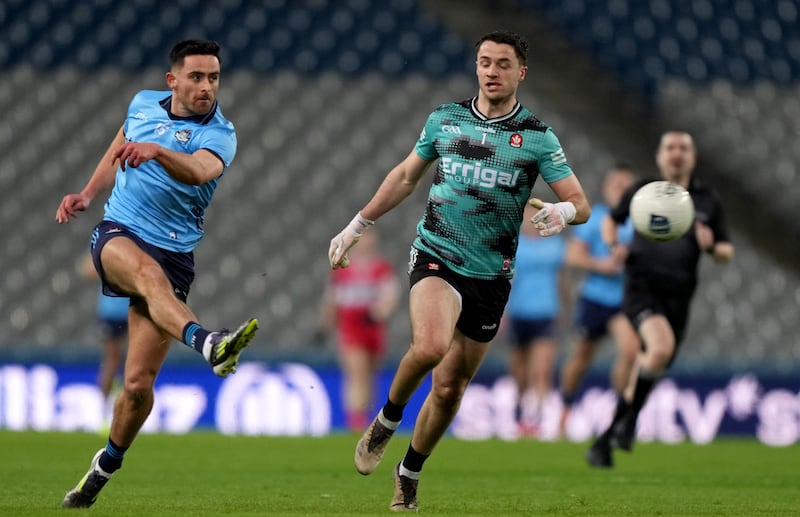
587, 130, 734, 467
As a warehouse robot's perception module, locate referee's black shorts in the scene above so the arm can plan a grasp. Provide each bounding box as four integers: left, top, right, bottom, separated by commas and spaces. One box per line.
624, 280, 692, 350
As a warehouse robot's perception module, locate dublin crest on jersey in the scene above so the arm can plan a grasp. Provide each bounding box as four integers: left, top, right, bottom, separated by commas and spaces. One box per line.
174, 129, 192, 143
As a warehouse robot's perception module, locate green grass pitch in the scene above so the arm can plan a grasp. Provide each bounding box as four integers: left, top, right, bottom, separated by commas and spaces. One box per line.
1, 430, 797, 516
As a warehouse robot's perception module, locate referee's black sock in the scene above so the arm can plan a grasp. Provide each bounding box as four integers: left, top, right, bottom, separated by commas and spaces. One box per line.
630, 368, 660, 416
600, 396, 630, 441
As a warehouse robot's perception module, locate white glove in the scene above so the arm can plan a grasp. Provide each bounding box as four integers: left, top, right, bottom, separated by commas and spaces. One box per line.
328, 212, 374, 268
530, 201, 576, 237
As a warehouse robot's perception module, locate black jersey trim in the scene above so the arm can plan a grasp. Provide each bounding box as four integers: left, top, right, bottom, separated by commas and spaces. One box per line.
202, 147, 227, 173
469, 96, 521, 123
159, 96, 218, 125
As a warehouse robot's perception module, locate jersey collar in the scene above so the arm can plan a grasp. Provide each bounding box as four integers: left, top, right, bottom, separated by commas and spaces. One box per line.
469, 96, 521, 123
159, 95, 218, 125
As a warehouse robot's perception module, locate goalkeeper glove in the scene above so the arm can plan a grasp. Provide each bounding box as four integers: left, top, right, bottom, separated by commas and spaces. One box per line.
530, 201, 576, 237
328, 212, 374, 268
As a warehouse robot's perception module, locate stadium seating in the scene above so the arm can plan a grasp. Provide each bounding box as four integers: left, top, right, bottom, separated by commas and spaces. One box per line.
0, 0, 797, 373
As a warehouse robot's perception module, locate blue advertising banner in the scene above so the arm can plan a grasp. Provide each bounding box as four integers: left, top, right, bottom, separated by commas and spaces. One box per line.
0, 362, 797, 446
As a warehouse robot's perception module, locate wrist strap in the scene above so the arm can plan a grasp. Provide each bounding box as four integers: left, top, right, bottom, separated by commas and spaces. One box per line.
355, 212, 375, 227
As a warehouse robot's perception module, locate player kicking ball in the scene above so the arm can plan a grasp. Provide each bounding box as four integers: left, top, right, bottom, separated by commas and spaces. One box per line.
56, 40, 258, 507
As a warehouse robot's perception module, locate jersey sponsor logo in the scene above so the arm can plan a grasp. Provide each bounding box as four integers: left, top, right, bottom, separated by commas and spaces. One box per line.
509, 133, 522, 148
440, 157, 521, 188
474, 126, 496, 134
442, 125, 462, 134
550, 148, 567, 166
154, 122, 170, 135
175, 129, 192, 143
133, 112, 147, 120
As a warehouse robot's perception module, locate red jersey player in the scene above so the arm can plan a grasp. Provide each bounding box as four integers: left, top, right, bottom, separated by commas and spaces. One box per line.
321, 230, 400, 431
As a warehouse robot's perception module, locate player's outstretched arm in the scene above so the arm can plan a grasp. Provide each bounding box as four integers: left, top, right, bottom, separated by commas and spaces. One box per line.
56, 126, 125, 224
359, 150, 433, 222
328, 150, 433, 268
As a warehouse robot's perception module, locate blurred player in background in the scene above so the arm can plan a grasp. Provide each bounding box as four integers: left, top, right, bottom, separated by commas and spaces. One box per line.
586, 131, 734, 468
82, 254, 129, 418
55, 39, 258, 508
320, 230, 400, 432
503, 204, 568, 438
558, 166, 639, 434
329, 30, 590, 511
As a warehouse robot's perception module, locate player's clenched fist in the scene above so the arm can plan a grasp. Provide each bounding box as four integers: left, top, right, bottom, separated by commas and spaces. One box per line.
328, 212, 374, 269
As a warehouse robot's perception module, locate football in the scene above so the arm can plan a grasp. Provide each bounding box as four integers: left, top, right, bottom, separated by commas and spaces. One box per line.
629, 181, 695, 242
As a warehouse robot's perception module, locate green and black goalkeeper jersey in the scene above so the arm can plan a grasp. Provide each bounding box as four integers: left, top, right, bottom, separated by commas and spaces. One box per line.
413, 97, 574, 280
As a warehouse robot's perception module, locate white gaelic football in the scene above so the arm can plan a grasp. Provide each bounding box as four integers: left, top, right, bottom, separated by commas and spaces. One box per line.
630, 181, 695, 242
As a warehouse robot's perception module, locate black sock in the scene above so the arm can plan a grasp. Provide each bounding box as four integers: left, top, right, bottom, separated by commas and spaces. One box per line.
612, 395, 630, 421
382, 398, 406, 423
599, 396, 630, 441
401, 444, 429, 473
630, 369, 659, 415
98, 437, 128, 473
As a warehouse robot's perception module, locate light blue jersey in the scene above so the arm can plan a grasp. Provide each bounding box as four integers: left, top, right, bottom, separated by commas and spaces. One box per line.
505, 233, 566, 319
104, 90, 237, 252
572, 203, 633, 307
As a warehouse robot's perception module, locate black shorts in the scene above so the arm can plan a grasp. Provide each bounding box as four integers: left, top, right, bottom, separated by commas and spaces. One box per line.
90, 220, 195, 302
408, 248, 511, 343
98, 317, 129, 339
508, 317, 557, 348
574, 296, 622, 341
623, 281, 691, 348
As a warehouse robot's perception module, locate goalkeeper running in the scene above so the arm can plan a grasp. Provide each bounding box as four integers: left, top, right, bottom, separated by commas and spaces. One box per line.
328, 30, 590, 512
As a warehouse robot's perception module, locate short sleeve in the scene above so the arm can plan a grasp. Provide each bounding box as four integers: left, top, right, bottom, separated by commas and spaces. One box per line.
195, 124, 237, 169
414, 111, 440, 161
708, 190, 731, 244
538, 128, 574, 183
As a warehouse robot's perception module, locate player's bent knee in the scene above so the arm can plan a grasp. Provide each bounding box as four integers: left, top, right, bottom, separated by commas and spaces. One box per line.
409, 341, 449, 368
431, 378, 470, 407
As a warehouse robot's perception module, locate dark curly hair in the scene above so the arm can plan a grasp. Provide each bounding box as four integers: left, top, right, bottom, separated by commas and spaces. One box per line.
475, 30, 529, 65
